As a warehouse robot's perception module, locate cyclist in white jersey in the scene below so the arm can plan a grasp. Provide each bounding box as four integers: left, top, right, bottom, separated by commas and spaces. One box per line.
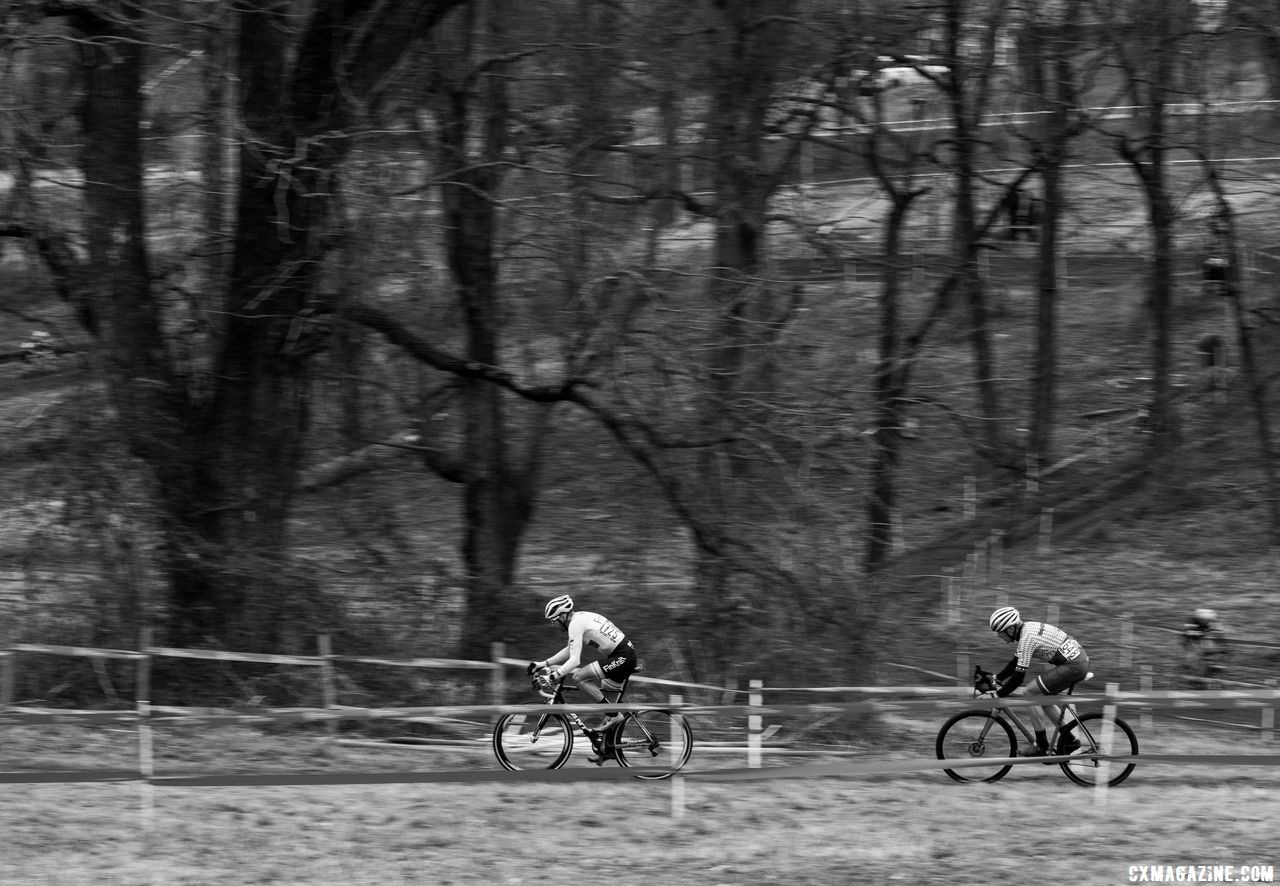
989, 606, 1090, 756
529, 595, 639, 736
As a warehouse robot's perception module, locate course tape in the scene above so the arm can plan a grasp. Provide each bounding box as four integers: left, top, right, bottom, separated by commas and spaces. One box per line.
144, 646, 322, 666
4, 753, 1279, 787
330, 655, 496, 670
11, 643, 146, 661
3, 689, 1278, 729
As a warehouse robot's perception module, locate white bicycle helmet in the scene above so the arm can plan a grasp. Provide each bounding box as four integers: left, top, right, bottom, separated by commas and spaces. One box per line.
989, 606, 1022, 634
544, 594, 574, 621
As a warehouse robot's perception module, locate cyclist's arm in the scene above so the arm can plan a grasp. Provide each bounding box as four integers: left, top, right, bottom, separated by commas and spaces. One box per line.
996, 670, 1026, 697
995, 657, 1018, 682
539, 648, 570, 671
995, 656, 1025, 697
549, 620, 587, 679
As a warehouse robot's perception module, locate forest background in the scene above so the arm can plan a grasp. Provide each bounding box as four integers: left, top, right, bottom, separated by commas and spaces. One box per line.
2, 0, 1280, 712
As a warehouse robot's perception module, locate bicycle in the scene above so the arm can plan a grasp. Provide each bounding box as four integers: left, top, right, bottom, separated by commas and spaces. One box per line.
935, 666, 1138, 787
491, 673, 693, 780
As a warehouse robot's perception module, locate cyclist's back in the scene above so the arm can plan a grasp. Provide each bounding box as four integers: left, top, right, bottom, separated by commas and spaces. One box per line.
1014, 620, 1087, 676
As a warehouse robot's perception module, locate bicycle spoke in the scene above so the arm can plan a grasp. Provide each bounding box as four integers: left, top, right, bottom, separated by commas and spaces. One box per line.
492, 712, 574, 771
936, 711, 1017, 783
1058, 712, 1138, 787
615, 710, 692, 779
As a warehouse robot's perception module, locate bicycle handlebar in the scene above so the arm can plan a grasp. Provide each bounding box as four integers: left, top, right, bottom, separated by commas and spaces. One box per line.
972, 665, 1001, 696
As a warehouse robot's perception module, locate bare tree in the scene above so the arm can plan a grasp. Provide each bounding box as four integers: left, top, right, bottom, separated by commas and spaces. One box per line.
1092, 0, 1200, 466
10, 0, 467, 649
1013, 0, 1091, 471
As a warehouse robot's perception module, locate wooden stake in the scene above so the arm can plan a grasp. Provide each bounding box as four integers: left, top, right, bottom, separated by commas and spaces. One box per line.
318, 634, 336, 738
1038, 508, 1054, 555
748, 680, 763, 769
1094, 682, 1119, 807
137, 628, 155, 836
671, 693, 686, 819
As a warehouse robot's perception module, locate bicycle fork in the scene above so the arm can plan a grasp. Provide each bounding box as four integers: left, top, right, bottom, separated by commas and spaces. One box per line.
971, 713, 1003, 752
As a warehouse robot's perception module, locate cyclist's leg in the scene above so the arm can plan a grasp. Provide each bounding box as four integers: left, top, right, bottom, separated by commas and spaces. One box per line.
572, 642, 639, 728
564, 663, 611, 762
569, 661, 607, 701
1032, 659, 1089, 743
596, 641, 638, 713
1019, 681, 1054, 747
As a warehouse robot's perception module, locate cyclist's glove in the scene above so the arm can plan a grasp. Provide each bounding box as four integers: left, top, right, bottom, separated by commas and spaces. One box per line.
526, 661, 540, 675
535, 671, 559, 691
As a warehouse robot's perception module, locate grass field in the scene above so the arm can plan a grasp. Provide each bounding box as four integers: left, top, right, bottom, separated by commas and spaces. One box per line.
3, 714, 1278, 886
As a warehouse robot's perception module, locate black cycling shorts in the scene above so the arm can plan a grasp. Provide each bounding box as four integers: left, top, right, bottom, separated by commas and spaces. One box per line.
1036, 656, 1090, 695
599, 639, 638, 685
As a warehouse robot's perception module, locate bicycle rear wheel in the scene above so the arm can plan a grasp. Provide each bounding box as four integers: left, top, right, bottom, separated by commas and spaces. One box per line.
614, 710, 692, 779
492, 712, 575, 771
935, 710, 1017, 783
1057, 712, 1138, 787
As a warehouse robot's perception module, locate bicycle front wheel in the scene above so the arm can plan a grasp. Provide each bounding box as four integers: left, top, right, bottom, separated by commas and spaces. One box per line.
614, 710, 693, 779
1058, 712, 1139, 787
492, 712, 575, 771
936, 710, 1017, 783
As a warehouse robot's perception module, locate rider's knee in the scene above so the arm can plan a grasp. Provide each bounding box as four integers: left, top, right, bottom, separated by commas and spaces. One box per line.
572, 668, 604, 700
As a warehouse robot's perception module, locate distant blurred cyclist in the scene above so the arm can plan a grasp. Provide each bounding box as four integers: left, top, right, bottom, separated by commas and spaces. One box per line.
988, 606, 1090, 756
1181, 608, 1229, 688
528, 595, 638, 737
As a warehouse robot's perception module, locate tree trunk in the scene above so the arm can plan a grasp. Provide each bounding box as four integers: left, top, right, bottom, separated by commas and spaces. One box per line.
1200, 164, 1280, 544
429, 2, 549, 656
947, 0, 1011, 470
1027, 9, 1081, 474
72, 8, 216, 641
865, 196, 917, 572
691, 0, 798, 663
69, 1, 469, 649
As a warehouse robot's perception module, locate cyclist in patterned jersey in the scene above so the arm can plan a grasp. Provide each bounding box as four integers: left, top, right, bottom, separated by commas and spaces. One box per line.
528, 595, 639, 738
989, 606, 1090, 756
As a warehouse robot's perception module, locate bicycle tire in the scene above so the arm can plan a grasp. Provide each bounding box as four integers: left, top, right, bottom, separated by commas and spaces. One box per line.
492, 711, 575, 771
1057, 712, 1138, 787
614, 710, 693, 779
936, 710, 1018, 783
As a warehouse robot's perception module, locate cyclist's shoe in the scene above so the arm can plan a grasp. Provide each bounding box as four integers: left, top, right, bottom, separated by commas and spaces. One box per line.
586, 752, 606, 766
1056, 737, 1081, 755
1018, 745, 1050, 758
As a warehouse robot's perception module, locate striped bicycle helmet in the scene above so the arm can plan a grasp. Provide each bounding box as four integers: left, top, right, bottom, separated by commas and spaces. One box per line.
544, 595, 574, 621
989, 606, 1022, 634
